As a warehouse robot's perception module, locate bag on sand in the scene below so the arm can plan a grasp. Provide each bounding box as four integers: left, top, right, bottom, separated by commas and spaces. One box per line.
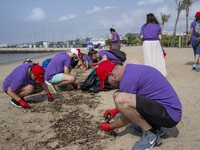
80, 68, 111, 93
107, 49, 126, 62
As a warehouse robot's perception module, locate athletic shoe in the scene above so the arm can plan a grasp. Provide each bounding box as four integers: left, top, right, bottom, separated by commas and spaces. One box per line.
132, 131, 157, 150
10, 99, 21, 107
192, 64, 197, 70
157, 127, 166, 137
134, 126, 166, 137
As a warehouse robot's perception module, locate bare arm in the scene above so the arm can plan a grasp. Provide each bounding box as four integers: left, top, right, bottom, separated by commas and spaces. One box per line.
64, 66, 71, 74
7, 87, 21, 101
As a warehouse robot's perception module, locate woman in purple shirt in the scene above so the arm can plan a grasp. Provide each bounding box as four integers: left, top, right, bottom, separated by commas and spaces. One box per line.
140, 13, 167, 77
96, 60, 182, 150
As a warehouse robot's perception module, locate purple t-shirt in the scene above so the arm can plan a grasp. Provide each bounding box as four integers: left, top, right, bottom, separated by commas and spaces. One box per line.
140, 23, 162, 41
3, 63, 34, 92
82, 54, 93, 66
112, 33, 120, 44
120, 64, 182, 122
190, 21, 199, 39
99, 50, 122, 64
44, 52, 71, 81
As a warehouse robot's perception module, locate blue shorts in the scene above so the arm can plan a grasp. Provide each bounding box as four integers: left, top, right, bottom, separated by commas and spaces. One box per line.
191, 37, 200, 55
48, 73, 63, 84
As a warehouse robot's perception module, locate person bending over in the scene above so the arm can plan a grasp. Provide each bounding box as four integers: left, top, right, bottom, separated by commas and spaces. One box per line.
3, 63, 54, 108
96, 60, 182, 150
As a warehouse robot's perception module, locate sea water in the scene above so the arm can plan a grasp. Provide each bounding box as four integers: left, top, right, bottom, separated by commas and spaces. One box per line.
0, 53, 52, 64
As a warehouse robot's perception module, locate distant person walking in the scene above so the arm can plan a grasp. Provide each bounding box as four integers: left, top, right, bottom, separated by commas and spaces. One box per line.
140, 13, 167, 77
109, 28, 121, 50
187, 11, 200, 70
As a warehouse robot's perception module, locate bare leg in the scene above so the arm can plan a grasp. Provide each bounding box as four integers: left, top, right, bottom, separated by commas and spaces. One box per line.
110, 92, 152, 131
54, 74, 76, 87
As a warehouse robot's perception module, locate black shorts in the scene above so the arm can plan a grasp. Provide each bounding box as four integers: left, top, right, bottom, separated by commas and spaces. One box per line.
136, 95, 178, 128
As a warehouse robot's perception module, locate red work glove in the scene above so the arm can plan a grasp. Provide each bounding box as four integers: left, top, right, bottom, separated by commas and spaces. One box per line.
92, 62, 98, 67
18, 98, 30, 108
108, 39, 112, 43
196, 39, 200, 46
46, 92, 54, 101
71, 82, 78, 89
100, 122, 112, 132
104, 108, 119, 122
163, 50, 167, 57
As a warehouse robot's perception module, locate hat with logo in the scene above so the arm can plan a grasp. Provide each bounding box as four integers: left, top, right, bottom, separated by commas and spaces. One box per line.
70, 48, 78, 56
96, 60, 117, 90
31, 64, 45, 83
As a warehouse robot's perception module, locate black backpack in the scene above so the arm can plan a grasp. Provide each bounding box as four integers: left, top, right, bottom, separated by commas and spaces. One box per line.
80, 68, 111, 93
107, 49, 126, 62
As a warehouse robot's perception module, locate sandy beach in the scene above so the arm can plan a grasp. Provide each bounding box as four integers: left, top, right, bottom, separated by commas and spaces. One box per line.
0, 46, 200, 150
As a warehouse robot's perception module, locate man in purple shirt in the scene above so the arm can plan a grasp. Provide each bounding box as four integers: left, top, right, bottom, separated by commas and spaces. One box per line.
88, 49, 122, 65
96, 60, 182, 150
44, 48, 79, 90
109, 28, 121, 50
3, 63, 54, 108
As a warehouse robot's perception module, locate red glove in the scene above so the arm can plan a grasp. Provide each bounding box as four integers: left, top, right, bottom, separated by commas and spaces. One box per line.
163, 50, 167, 57
100, 122, 112, 132
104, 108, 119, 122
108, 39, 112, 43
18, 98, 30, 108
196, 39, 200, 46
46, 92, 54, 101
71, 82, 78, 89
92, 62, 99, 67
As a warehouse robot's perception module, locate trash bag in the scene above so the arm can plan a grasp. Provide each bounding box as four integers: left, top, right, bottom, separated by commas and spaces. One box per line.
80, 68, 111, 93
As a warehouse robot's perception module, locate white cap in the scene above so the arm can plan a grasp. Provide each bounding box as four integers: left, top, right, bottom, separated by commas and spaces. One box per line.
70, 48, 78, 56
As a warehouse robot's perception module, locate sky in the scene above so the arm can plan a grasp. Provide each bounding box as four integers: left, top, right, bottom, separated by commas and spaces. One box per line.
0, 0, 199, 44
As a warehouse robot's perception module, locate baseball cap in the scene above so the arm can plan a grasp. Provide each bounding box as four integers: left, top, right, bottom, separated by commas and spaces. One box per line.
96, 60, 117, 90
70, 48, 78, 56
195, 12, 200, 17
31, 64, 45, 83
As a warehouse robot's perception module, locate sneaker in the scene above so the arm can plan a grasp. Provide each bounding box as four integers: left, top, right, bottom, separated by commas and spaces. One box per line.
192, 64, 197, 70
10, 99, 21, 107
157, 127, 166, 137
134, 126, 166, 137
132, 131, 157, 150
196, 64, 200, 69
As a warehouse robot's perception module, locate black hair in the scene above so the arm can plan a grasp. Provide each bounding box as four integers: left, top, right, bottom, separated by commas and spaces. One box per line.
88, 49, 98, 57
145, 13, 159, 26
110, 28, 115, 32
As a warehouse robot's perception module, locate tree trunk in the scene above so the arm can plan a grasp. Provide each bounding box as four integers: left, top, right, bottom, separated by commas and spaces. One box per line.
171, 8, 181, 47
185, 1, 189, 47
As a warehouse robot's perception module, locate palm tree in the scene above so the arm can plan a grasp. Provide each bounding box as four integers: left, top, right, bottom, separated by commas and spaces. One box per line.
160, 13, 171, 30
171, 0, 186, 47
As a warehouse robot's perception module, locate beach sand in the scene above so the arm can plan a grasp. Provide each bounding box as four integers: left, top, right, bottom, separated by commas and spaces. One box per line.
0, 46, 200, 150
